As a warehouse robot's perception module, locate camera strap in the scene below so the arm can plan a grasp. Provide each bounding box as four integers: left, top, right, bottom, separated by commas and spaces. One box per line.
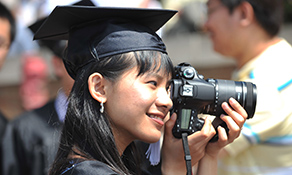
182, 133, 192, 175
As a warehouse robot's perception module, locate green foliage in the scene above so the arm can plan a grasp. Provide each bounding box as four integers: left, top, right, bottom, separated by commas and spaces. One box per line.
284, 0, 292, 22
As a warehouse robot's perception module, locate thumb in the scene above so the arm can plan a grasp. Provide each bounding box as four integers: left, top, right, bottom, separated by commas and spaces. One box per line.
164, 113, 177, 136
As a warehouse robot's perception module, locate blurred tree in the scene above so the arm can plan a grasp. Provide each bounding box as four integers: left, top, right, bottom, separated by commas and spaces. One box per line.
284, 0, 292, 22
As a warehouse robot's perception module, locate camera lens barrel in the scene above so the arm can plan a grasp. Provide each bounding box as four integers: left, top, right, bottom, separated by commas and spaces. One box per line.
205, 79, 257, 119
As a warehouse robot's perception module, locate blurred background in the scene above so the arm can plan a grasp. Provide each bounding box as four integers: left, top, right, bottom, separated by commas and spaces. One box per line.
1, 0, 292, 120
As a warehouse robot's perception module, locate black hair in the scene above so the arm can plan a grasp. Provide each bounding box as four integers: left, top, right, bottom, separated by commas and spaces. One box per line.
0, 2, 16, 45
220, 0, 284, 37
49, 50, 173, 175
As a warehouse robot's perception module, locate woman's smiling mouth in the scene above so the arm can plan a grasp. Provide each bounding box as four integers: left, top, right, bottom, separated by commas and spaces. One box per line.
147, 114, 165, 126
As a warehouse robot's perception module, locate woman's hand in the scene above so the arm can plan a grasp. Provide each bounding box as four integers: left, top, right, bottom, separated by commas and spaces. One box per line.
196, 98, 248, 175
161, 113, 216, 175
161, 97, 248, 175
204, 97, 248, 158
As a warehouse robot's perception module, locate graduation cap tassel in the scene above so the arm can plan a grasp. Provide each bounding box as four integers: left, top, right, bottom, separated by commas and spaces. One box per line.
145, 139, 161, 166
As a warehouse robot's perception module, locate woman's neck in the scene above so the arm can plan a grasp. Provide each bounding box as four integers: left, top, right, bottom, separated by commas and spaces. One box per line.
68, 145, 94, 160
112, 128, 134, 156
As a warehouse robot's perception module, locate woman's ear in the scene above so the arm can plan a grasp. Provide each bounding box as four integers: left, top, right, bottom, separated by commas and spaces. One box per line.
88, 73, 107, 103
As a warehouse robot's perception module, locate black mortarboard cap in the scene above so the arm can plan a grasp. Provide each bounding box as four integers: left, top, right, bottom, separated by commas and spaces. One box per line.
34, 6, 177, 79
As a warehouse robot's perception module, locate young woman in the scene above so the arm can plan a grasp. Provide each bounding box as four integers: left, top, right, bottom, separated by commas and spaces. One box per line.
34, 6, 248, 175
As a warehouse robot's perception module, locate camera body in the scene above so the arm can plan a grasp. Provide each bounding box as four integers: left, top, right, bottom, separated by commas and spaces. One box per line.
171, 63, 257, 141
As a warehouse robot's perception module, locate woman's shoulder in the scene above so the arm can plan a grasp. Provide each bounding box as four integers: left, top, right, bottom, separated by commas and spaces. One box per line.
62, 160, 120, 175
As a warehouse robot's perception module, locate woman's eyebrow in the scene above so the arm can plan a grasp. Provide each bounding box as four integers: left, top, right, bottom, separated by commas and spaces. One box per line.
145, 72, 164, 80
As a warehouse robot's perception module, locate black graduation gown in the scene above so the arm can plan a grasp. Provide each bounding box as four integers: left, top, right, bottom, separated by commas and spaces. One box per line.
131, 141, 162, 175
0, 111, 8, 175
0, 111, 7, 141
2, 100, 63, 175
61, 160, 120, 175
61, 149, 161, 175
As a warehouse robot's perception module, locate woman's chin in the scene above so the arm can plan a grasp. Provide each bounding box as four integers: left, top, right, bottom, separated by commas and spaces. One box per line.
142, 132, 161, 143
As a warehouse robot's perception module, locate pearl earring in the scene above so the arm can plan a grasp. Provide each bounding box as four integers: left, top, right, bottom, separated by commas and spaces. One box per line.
100, 101, 104, 113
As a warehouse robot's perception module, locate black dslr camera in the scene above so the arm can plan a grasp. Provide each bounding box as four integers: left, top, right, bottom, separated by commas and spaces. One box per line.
171, 63, 257, 142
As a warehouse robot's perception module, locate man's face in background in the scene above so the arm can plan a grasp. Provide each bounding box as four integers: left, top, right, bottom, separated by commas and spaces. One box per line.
0, 17, 11, 69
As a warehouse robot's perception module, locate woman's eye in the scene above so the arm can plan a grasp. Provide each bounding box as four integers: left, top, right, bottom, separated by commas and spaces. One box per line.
148, 81, 157, 86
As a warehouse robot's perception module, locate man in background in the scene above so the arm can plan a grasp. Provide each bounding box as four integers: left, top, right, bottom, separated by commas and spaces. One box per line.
204, 0, 292, 174
1, 38, 74, 175
0, 2, 16, 70
1, 12, 76, 175
0, 1, 16, 174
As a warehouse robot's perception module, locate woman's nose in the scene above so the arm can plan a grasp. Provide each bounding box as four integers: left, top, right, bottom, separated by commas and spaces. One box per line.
156, 89, 173, 111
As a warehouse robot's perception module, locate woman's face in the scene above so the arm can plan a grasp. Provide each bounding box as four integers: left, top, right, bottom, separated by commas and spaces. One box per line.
105, 65, 173, 149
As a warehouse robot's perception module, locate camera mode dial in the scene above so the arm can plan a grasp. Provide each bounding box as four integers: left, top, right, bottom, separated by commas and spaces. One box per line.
183, 68, 195, 79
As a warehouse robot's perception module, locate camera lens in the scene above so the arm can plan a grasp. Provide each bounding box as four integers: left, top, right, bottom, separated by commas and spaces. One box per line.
204, 79, 257, 119
241, 82, 257, 119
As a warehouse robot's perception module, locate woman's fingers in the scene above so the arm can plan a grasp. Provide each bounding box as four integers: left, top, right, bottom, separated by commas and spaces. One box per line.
222, 98, 247, 128
219, 98, 248, 142
213, 125, 229, 147
187, 116, 216, 163
164, 113, 177, 137
220, 114, 240, 141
